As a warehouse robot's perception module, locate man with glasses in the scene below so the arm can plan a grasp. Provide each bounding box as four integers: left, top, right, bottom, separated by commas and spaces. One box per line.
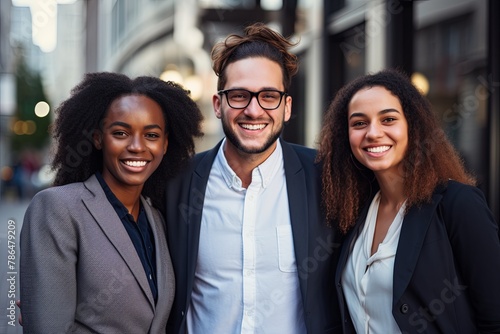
165, 23, 342, 333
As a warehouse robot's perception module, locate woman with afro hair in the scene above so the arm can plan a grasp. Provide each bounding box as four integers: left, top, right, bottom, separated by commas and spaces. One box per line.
318, 69, 500, 333
20, 72, 203, 333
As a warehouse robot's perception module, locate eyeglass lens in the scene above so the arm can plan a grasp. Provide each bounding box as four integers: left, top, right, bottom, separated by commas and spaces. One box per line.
226, 90, 283, 109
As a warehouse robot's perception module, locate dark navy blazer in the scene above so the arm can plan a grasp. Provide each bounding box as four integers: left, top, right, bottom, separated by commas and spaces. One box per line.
336, 180, 500, 333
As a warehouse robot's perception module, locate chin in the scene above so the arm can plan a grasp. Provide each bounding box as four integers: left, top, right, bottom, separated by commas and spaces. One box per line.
122, 177, 149, 187
240, 145, 271, 155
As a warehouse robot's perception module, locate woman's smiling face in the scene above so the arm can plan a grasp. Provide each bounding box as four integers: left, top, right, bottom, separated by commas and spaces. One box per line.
347, 86, 408, 176
94, 94, 168, 194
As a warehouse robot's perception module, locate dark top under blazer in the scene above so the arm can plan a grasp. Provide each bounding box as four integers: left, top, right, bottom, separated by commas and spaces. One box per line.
165, 140, 342, 333
335, 180, 500, 333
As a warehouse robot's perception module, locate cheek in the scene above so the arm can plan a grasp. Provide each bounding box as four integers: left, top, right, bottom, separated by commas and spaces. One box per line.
100, 139, 118, 156
221, 109, 235, 124
154, 143, 166, 157
396, 128, 409, 148
348, 130, 360, 147
348, 131, 365, 158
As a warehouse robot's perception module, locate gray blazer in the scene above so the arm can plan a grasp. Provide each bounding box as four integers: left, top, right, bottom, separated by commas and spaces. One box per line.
20, 174, 175, 333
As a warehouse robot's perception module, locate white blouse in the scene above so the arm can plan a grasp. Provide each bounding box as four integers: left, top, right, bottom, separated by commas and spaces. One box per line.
341, 191, 406, 334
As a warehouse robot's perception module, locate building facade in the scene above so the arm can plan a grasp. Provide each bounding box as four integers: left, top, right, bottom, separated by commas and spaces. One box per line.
81, 0, 500, 221
320, 0, 499, 222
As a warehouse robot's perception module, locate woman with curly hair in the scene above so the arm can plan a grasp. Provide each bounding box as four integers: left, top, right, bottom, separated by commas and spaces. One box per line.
20, 72, 203, 333
317, 69, 500, 333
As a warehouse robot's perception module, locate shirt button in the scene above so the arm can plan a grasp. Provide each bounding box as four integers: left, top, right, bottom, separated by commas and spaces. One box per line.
400, 304, 409, 314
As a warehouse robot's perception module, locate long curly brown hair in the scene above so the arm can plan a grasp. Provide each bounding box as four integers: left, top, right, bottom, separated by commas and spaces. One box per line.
211, 22, 298, 91
51, 72, 203, 208
317, 69, 476, 234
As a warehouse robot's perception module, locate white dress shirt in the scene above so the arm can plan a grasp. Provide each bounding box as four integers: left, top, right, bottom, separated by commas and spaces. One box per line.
342, 191, 405, 334
186, 139, 306, 334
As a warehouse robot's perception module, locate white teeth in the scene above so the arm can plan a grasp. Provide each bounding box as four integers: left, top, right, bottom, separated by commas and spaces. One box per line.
366, 146, 390, 153
241, 124, 266, 130
124, 160, 147, 167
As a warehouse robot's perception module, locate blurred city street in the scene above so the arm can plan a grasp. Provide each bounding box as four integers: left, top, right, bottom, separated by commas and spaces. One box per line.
0, 0, 498, 331
0, 199, 29, 334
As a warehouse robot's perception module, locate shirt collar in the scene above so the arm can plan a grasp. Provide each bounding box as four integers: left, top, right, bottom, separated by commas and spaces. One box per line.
95, 171, 141, 219
215, 138, 284, 190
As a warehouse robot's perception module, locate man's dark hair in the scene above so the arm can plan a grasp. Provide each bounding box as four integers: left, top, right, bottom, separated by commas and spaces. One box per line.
211, 22, 299, 91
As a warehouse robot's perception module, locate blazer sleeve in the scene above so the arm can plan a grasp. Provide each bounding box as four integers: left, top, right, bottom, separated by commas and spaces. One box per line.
441, 182, 500, 331
20, 188, 79, 333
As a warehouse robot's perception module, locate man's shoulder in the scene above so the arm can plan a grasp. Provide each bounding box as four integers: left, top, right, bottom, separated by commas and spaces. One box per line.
289, 142, 316, 155
192, 148, 213, 164
281, 140, 318, 165
166, 146, 217, 189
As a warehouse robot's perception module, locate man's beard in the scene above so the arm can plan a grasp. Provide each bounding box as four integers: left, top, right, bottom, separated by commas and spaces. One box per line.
221, 116, 283, 154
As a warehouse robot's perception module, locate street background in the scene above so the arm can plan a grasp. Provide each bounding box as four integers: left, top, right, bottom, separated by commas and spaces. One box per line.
1, 0, 499, 330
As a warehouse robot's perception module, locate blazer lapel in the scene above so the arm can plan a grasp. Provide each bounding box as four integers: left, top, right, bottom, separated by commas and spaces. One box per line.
82, 175, 155, 307
392, 193, 443, 304
185, 142, 221, 303
336, 202, 370, 285
142, 195, 176, 334
142, 196, 173, 311
281, 141, 309, 302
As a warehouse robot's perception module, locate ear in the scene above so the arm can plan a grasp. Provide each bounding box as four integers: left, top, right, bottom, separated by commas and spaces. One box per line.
213, 94, 222, 119
92, 130, 102, 150
283, 95, 292, 122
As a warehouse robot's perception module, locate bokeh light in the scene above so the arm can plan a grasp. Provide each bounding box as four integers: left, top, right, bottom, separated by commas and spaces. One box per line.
34, 101, 50, 117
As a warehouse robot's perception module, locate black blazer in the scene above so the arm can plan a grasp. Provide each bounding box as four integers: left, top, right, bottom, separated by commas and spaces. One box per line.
336, 181, 500, 333
165, 140, 342, 333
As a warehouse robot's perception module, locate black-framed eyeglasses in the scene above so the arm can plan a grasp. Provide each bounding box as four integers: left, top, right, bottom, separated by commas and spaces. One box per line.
218, 89, 287, 110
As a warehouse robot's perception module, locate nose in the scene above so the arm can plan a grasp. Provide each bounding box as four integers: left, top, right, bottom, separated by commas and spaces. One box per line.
366, 123, 383, 139
243, 95, 265, 118
128, 134, 146, 152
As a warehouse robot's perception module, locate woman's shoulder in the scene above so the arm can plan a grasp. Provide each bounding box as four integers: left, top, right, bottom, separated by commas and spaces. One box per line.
438, 179, 488, 211
29, 181, 87, 207
440, 179, 483, 197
